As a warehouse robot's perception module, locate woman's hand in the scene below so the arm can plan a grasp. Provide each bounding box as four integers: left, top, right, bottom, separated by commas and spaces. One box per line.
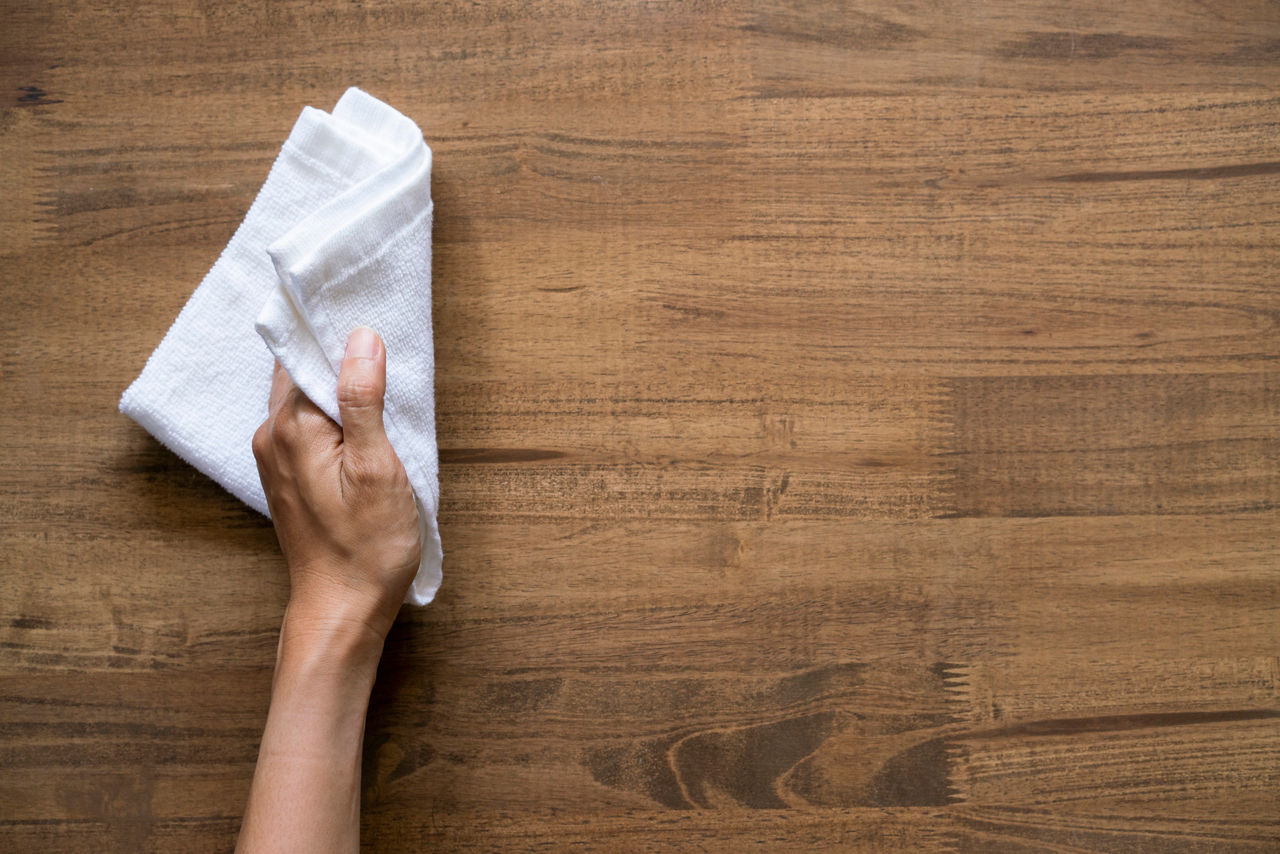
253, 326, 421, 649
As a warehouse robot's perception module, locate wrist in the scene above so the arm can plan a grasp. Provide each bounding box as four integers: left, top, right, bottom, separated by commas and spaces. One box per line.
286, 559, 406, 640
277, 600, 387, 681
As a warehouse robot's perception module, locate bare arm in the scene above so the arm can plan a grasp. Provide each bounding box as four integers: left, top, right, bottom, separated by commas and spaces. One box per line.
236, 327, 421, 854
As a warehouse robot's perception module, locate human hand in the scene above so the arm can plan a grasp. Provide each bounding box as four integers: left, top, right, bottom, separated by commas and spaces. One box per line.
253, 327, 421, 650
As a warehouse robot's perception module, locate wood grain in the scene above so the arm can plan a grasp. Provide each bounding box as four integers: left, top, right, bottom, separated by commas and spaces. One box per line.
2, 0, 1278, 851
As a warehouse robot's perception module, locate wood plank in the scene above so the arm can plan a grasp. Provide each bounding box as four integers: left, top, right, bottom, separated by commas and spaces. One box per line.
2, 0, 1278, 849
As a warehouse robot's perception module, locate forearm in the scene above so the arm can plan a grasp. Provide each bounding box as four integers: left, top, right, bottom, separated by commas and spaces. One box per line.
236, 610, 384, 854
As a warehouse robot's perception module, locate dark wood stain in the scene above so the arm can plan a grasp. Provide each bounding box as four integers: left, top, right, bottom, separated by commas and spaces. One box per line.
585, 739, 691, 809
866, 738, 956, 807
675, 711, 841, 808
995, 31, 1178, 60
15, 85, 63, 107
438, 447, 567, 464
966, 707, 1280, 738
1049, 160, 1280, 183
744, 10, 923, 51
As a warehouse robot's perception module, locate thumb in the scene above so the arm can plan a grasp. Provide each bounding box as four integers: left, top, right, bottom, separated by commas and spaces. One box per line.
337, 326, 390, 452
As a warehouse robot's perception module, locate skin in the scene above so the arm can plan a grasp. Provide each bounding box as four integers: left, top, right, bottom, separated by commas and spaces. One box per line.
236, 326, 421, 854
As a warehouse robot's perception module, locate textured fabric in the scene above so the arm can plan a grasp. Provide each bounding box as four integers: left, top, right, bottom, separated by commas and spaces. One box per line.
120, 88, 442, 605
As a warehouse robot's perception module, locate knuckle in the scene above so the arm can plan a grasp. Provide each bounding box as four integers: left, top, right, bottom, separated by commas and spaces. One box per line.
337, 372, 380, 409
272, 391, 327, 446
251, 423, 272, 462
270, 412, 302, 449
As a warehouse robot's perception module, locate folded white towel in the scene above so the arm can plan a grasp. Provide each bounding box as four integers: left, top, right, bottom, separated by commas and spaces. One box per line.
120, 88, 443, 605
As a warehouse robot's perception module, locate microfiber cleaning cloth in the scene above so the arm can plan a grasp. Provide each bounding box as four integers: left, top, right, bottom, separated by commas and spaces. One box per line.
120, 88, 442, 605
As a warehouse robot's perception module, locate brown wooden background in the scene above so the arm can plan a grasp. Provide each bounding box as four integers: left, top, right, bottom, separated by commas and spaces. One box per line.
2, 1, 1279, 851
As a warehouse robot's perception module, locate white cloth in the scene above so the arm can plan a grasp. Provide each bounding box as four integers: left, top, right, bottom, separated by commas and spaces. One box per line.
120, 88, 443, 605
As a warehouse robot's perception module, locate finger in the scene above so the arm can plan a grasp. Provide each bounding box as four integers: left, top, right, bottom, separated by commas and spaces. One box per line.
336, 326, 390, 455
270, 360, 342, 463
271, 361, 338, 447
268, 359, 293, 416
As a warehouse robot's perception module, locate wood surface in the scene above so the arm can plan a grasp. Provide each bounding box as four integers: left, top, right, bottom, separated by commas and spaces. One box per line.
2, 0, 1278, 851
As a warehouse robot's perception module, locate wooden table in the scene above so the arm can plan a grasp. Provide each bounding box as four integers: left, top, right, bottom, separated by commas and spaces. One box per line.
3, 1, 1278, 850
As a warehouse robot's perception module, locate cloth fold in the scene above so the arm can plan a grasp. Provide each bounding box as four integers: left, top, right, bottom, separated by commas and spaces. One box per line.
120, 88, 443, 605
